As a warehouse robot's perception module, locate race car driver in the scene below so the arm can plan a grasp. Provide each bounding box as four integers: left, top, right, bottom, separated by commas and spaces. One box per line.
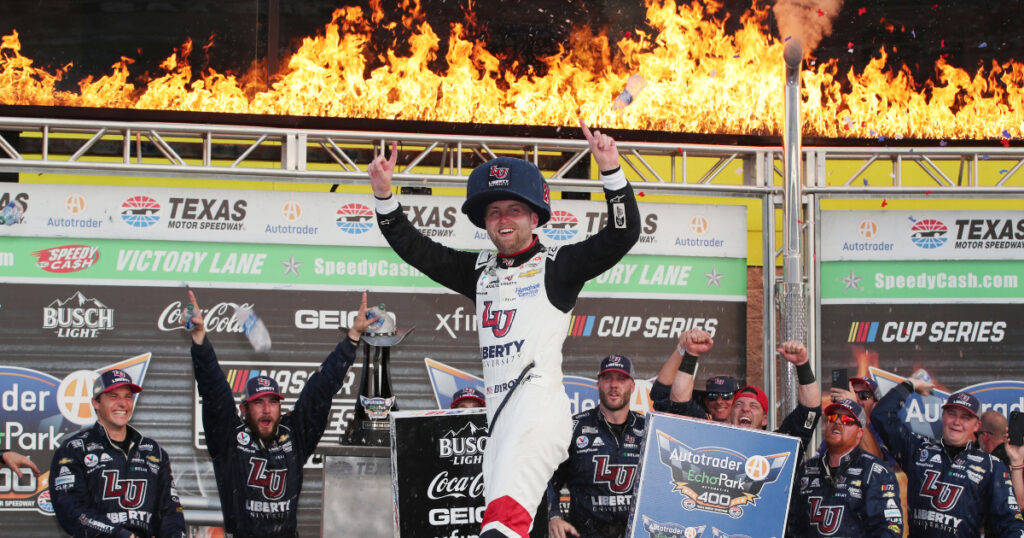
788, 398, 904, 537
546, 354, 645, 538
369, 119, 640, 538
185, 290, 372, 538
50, 369, 186, 538
871, 379, 1024, 537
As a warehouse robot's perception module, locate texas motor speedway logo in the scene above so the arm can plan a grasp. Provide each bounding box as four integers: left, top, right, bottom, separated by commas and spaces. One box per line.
657, 431, 789, 518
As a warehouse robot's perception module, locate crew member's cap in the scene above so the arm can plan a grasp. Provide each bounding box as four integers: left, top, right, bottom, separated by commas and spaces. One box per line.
451, 387, 486, 408
824, 398, 867, 427
244, 376, 284, 403
598, 354, 633, 379
705, 375, 740, 393
93, 369, 142, 398
733, 386, 769, 412
942, 391, 981, 418
849, 376, 880, 400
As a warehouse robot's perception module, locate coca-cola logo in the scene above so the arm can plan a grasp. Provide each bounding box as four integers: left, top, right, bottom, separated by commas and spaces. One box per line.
427, 471, 484, 500
157, 300, 251, 332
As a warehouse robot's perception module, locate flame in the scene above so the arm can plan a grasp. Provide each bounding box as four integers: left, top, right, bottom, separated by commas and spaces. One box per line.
1, 0, 1022, 139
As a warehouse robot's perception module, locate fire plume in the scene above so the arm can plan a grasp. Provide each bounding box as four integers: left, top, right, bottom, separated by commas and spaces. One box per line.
1, 0, 1022, 140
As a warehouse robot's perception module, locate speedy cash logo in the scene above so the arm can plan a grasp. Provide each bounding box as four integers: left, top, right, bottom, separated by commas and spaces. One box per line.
335, 203, 374, 234
166, 197, 246, 231
541, 210, 579, 242
656, 430, 789, 519
120, 196, 161, 228
32, 244, 99, 273
400, 204, 457, 238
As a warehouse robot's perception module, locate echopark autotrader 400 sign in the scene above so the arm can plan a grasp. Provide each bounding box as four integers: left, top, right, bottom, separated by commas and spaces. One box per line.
627, 412, 799, 538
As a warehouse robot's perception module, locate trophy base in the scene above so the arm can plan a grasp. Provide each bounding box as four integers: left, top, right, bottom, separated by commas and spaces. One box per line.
342, 421, 392, 447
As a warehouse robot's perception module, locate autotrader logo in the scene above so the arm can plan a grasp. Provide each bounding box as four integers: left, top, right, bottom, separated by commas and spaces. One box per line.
910, 219, 948, 249
858, 219, 878, 239
121, 196, 161, 228
335, 203, 374, 234
690, 216, 709, 235
541, 210, 578, 241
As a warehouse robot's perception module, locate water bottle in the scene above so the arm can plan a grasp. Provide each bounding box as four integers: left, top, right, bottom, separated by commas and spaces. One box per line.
366, 304, 390, 333
910, 368, 932, 384
612, 74, 647, 110
1, 201, 22, 226
233, 306, 272, 352
184, 303, 196, 331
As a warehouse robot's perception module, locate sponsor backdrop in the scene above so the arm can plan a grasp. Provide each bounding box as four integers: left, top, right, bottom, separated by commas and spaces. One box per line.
0, 184, 748, 535
820, 210, 1024, 431
627, 412, 799, 538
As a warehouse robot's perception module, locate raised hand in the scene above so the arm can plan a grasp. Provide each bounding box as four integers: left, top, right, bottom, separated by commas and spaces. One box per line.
579, 118, 620, 172
680, 329, 714, 357
182, 290, 206, 345
347, 292, 373, 342
368, 141, 398, 198
778, 340, 808, 365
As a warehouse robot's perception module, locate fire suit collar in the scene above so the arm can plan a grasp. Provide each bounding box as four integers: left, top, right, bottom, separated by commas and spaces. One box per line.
496, 236, 542, 267
599, 408, 640, 440
93, 421, 142, 454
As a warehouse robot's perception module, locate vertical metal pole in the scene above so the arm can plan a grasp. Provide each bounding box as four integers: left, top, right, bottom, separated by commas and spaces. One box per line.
778, 38, 806, 414
762, 180, 778, 430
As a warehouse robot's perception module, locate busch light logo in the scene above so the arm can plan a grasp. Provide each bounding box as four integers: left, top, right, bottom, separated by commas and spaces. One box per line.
487, 165, 510, 187
657, 431, 789, 518
909, 218, 948, 249
335, 203, 374, 234
121, 196, 161, 228
43, 291, 114, 338
438, 422, 488, 465
542, 210, 579, 241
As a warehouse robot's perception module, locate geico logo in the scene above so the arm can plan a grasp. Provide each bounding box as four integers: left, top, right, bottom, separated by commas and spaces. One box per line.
167, 198, 246, 221
596, 316, 718, 338
158, 301, 245, 332
294, 309, 395, 330
438, 436, 487, 457
400, 205, 457, 228
582, 212, 658, 234
954, 219, 1024, 240
880, 321, 1006, 343
428, 506, 485, 526
43, 308, 113, 329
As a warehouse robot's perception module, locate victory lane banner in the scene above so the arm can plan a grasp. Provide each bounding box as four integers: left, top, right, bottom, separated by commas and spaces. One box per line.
389, 409, 488, 537
628, 412, 799, 538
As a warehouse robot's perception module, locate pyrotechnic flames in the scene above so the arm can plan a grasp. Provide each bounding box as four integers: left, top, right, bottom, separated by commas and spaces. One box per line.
1, 0, 1022, 139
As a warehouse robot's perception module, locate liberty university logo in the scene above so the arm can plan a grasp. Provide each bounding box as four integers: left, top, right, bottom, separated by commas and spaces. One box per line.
102, 470, 148, 509
247, 457, 287, 500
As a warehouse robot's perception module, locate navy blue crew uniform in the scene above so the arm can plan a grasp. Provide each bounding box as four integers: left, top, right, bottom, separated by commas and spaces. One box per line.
788, 446, 904, 537
871, 382, 1024, 537
50, 422, 186, 538
546, 408, 645, 538
191, 336, 357, 538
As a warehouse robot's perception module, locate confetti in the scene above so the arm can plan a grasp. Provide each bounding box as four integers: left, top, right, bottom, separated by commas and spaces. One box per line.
733, 54, 740, 59
879, 135, 886, 142
979, 42, 988, 49
881, 199, 888, 207
982, 154, 990, 160
817, 8, 825, 16
911, 29, 917, 38
999, 169, 1009, 174
858, 7, 867, 15
909, 148, 915, 153
931, 3, 938, 9
677, 147, 684, 154
785, 36, 792, 42
908, 216, 917, 223
939, 140, 948, 147
638, 191, 646, 197
1002, 139, 1010, 147
925, 190, 932, 195
710, 69, 717, 78
1002, 129, 1011, 138
798, 220, 803, 225
847, 41, 855, 49
624, 31, 632, 39
940, 39, 945, 48
862, 178, 869, 186
869, 129, 876, 136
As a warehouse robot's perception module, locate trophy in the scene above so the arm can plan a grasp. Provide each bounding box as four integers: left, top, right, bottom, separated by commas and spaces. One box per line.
342, 304, 413, 446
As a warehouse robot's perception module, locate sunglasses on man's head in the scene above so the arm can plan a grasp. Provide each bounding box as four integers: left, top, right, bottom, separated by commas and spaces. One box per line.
854, 390, 876, 401
827, 413, 859, 426
705, 391, 735, 401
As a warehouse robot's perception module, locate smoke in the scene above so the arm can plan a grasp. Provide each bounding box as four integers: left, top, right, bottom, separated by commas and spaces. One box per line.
772, 0, 845, 54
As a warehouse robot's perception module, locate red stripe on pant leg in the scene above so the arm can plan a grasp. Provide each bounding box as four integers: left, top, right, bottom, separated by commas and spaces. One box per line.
481, 495, 532, 538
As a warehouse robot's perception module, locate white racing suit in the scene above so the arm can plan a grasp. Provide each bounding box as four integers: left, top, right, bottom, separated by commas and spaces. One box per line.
375, 168, 639, 537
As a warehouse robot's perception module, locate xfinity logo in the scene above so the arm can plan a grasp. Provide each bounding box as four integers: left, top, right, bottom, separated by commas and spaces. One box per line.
435, 306, 476, 339
42, 291, 114, 338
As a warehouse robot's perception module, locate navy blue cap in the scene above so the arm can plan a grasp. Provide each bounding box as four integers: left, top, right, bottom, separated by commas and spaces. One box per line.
705, 375, 740, 393
92, 369, 142, 398
462, 157, 551, 229
825, 398, 867, 427
450, 387, 486, 408
943, 391, 981, 418
244, 376, 283, 403
850, 376, 880, 400
598, 354, 633, 379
